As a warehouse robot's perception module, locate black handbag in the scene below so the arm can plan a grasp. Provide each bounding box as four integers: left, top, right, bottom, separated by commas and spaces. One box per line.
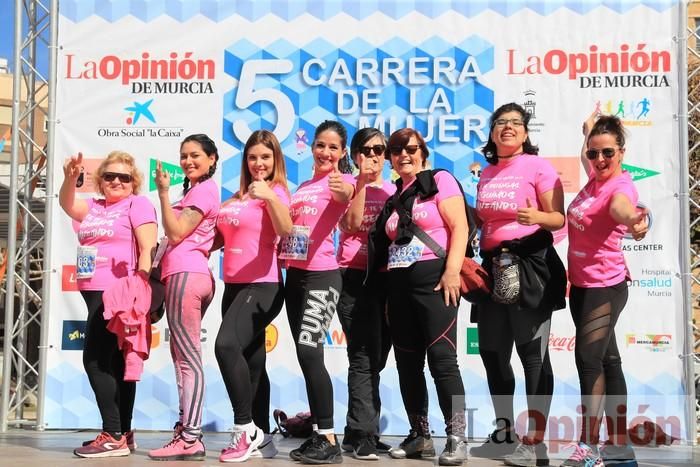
129, 200, 166, 322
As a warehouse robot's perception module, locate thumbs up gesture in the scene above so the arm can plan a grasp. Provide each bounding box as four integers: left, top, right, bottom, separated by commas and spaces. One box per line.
628, 208, 649, 241
249, 170, 274, 201
516, 197, 540, 226
328, 167, 344, 195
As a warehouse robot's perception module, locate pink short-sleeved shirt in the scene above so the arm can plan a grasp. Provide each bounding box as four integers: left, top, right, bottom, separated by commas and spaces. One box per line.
160, 178, 220, 279
284, 172, 355, 271
384, 171, 462, 262
476, 154, 562, 251
567, 171, 638, 287
77, 195, 157, 291
217, 184, 290, 283
338, 180, 395, 270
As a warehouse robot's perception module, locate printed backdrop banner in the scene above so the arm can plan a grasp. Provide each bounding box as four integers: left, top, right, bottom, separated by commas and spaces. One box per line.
49, 0, 687, 440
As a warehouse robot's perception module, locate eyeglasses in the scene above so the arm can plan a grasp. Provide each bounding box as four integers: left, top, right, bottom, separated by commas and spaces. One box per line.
389, 145, 420, 156
493, 118, 524, 128
585, 148, 617, 160
358, 145, 386, 157
102, 172, 133, 183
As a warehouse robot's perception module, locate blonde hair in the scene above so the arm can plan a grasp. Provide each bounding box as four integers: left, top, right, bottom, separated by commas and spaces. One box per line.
93, 150, 143, 195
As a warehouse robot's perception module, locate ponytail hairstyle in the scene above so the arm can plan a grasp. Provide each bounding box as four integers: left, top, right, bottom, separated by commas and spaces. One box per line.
587, 115, 626, 149
239, 129, 289, 198
481, 102, 538, 165
180, 133, 219, 195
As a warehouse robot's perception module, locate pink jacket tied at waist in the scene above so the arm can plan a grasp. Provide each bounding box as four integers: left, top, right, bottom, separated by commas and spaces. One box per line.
103, 275, 152, 382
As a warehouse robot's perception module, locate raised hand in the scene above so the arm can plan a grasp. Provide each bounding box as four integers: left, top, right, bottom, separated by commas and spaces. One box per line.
154, 160, 171, 193
328, 167, 345, 195
63, 152, 83, 181
249, 170, 274, 201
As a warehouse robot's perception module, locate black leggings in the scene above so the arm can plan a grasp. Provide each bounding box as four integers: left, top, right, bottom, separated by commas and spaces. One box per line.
387, 259, 465, 436
285, 267, 342, 430
81, 290, 135, 434
477, 298, 553, 440
215, 282, 284, 427
337, 268, 391, 436
569, 282, 629, 445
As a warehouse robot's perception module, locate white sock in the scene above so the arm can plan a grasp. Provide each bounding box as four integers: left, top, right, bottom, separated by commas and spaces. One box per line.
312, 424, 319, 432
317, 428, 334, 436
233, 422, 255, 433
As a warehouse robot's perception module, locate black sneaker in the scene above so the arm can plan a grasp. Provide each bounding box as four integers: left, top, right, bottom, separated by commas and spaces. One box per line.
388, 431, 435, 459
298, 433, 343, 464
439, 435, 468, 466
353, 434, 378, 461
469, 428, 519, 459
340, 429, 356, 452
374, 436, 391, 453
290, 436, 315, 461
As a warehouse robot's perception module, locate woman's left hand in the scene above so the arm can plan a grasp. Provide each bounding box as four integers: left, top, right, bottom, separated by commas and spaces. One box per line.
154, 160, 171, 193
434, 269, 461, 307
516, 197, 540, 226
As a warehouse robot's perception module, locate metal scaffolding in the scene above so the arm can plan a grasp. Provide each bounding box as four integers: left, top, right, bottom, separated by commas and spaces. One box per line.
0, 0, 57, 431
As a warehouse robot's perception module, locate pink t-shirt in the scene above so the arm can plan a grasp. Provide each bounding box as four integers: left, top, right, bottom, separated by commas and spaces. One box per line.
476, 154, 562, 251
567, 171, 638, 287
338, 180, 395, 270
284, 172, 355, 271
76, 195, 157, 291
160, 178, 220, 279
384, 171, 462, 262
217, 184, 290, 283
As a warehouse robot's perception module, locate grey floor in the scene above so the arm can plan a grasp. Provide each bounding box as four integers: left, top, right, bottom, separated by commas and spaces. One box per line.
0, 430, 699, 466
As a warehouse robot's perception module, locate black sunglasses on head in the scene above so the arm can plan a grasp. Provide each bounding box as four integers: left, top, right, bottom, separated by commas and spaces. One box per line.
102, 172, 133, 183
585, 148, 617, 160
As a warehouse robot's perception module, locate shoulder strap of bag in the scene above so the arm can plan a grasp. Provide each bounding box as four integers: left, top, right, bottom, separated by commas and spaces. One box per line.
391, 193, 446, 259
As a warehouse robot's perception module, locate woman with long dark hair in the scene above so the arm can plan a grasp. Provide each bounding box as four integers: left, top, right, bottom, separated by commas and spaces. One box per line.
149, 134, 220, 461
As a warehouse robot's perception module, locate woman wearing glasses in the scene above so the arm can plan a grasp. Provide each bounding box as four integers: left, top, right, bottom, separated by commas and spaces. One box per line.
470, 103, 566, 467
149, 134, 220, 461
368, 128, 469, 466
60, 151, 157, 458
336, 128, 395, 460
282, 120, 355, 464
561, 114, 646, 467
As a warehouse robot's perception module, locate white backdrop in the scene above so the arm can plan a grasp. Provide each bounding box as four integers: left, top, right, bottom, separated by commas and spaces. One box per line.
47, 0, 687, 442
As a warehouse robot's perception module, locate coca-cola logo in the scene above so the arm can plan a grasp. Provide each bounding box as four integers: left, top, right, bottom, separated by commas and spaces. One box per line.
549, 333, 576, 352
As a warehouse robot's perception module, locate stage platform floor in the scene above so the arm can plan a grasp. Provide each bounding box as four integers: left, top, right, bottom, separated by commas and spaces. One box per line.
0, 430, 698, 466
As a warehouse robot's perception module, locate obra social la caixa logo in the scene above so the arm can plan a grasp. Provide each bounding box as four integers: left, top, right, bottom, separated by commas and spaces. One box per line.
64, 51, 215, 94
95, 99, 185, 139
507, 43, 671, 89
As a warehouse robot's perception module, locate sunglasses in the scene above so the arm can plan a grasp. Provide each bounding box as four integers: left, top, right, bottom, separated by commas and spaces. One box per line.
358, 145, 386, 157
102, 172, 133, 183
585, 148, 617, 160
493, 118, 524, 128
389, 145, 420, 156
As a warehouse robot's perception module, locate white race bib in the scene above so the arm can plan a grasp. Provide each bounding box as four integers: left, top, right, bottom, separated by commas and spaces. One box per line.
76, 245, 98, 279
279, 225, 311, 261
387, 236, 425, 269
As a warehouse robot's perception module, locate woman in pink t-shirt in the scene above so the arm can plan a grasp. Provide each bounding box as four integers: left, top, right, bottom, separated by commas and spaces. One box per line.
367, 128, 470, 466
471, 103, 566, 467
214, 130, 292, 462
149, 134, 220, 461
561, 115, 647, 467
60, 151, 157, 458
282, 120, 355, 464
336, 127, 395, 459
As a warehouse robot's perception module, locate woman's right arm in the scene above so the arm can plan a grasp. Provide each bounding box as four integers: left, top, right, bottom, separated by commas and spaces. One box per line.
59, 152, 89, 221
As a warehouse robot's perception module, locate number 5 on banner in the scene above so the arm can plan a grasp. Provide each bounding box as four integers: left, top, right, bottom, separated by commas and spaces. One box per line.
233, 59, 295, 143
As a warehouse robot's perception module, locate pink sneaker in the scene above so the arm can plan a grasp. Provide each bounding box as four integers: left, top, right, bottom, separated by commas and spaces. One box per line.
219, 426, 264, 463
148, 435, 206, 461
81, 430, 136, 451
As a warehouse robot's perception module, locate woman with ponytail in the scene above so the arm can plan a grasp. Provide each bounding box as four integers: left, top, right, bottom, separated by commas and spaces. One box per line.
149, 134, 220, 461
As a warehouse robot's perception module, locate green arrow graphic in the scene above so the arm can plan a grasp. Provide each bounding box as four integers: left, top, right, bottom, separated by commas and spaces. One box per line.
149, 158, 185, 191
622, 163, 660, 182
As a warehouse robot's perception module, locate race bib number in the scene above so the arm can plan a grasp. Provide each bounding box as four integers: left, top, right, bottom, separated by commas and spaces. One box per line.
279, 225, 311, 261
387, 236, 425, 269
76, 245, 98, 279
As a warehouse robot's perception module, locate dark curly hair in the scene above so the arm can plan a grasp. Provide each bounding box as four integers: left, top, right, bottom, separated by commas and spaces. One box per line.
481, 102, 538, 165
180, 133, 219, 194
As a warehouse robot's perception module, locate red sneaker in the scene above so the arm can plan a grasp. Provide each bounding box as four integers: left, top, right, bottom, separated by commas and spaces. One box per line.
74, 431, 130, 458
82, 430, 136, 451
